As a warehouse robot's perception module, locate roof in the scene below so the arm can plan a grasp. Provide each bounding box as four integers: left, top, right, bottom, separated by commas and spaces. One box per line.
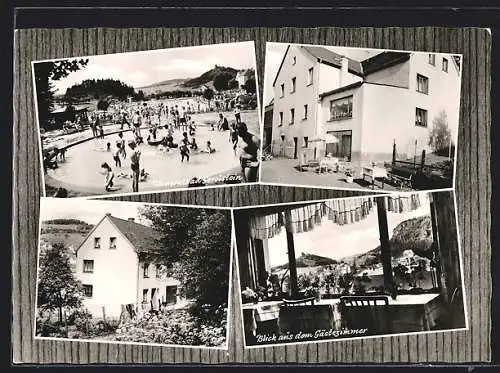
107, 215, 164, 254
272, 44, 413, 88
361, 51, 411, 75
319, 81, 363, 99
75, 214, 164, 255
302, 46, 364, 76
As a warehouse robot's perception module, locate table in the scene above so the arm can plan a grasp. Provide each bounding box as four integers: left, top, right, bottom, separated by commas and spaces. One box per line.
241, 293, 442, 345
362, 166, 388, 189
318, 157, 339, 173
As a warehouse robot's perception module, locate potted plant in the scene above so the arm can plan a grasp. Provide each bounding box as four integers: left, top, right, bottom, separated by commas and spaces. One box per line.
241, 287, 258, 304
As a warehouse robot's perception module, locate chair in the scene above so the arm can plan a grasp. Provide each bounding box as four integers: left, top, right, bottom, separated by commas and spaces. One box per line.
278, 304, 334, 336
282, 296, 315, 306
339, 295, 392, 334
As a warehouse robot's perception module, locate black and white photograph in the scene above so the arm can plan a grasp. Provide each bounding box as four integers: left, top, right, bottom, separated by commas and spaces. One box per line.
233, 191, 467, 347
33, 41, 261, 198
261, 43, 462, 192
34, 198, 232, 348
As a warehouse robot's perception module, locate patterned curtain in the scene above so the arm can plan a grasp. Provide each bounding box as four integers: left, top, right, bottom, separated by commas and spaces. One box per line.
247, 193, 426, 240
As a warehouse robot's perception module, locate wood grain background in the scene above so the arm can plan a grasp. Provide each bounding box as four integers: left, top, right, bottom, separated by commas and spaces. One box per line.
12, 27, 491, 363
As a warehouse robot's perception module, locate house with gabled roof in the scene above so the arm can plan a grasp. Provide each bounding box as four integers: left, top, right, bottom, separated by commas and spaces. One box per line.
270, 44, 461, 164
75, 213, 181, 318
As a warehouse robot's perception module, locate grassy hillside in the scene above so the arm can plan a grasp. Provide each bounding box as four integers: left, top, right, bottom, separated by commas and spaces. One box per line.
40, 220, 94, 251
181, 66, 238, 88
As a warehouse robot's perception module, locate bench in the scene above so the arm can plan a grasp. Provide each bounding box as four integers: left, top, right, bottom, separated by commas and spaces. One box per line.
387, 166, 414, 189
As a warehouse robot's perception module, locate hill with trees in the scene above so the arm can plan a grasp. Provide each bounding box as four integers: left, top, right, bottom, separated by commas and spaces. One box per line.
64, 78, 136, 101
273, 253, 338, 271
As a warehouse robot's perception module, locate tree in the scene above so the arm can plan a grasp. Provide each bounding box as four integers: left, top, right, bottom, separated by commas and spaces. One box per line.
213, 73, 233, 91
242, 77, 256, 94
37, 243, 84, 323
228, 78, 239, 90
33, 59, 89, 130
202, 88, 214, 108
139, 207, 232, 310
133, 90, 145, 101
428, 110, 452, 155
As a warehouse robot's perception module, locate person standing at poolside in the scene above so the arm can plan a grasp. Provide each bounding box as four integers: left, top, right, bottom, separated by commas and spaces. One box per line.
128, 140, 141, 192
234, 105, 241, 123
235, 122, 260, 182
132, 110, 142, 137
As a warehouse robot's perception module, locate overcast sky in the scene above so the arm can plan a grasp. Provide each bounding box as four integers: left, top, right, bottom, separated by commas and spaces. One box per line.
43, 41, 256, 94
267, 194, 431, 267
263, 43, 383, 106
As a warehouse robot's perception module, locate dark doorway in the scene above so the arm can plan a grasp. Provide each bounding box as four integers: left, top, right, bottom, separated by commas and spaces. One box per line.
325, 130, 352, 161
293, 137, 298, 159
166, 286, 177, 305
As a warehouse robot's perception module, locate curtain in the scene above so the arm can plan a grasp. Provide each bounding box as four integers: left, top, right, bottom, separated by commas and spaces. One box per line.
247, 193, 426, 240
248, 197, 375, 239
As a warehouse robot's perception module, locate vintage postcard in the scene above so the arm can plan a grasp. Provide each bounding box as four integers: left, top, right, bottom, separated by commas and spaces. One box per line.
233, 191, 467, 347
32, 41, 261, 198
261, 42, 462, 192
34, 198, 232, 349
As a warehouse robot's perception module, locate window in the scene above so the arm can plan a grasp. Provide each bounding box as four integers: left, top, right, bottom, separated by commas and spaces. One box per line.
280, 84, 285, 98
303, 104, 308, 120
428, 54, 435, 66
416, 74, 429, 94
329, 96, 353, 120
109, 237, 117, 249
291, 77, 296, 93
83, 284, 93, 298
442, 58, 448, 72
142, 289, 148, 302
308, 67, 313, 85
289, 108, 295, 124
143, 263, 150, 278
83, 260, 94, 273
94, 237, 101, 248
415, 108, 428, 127
279, 112, 283, 126
156, 265, 162, 279
292, 56, 296, 65
303, 137, 309, 148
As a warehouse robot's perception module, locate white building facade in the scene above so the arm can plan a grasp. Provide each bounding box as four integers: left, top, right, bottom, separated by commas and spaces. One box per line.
75, 214, 180, 319
270, 45, 461, 164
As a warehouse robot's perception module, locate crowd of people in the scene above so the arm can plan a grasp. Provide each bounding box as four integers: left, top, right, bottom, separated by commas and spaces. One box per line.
61, 99, 261, 193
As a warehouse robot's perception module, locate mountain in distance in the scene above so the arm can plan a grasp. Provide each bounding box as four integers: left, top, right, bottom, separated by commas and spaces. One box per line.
271, 215, 434, 271
272, 252, 338, 271
137, 65, 255, 95
40, 219, 94, 252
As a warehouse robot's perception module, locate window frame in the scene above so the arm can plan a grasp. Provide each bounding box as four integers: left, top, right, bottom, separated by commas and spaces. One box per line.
415, 107, 428, 127
442, 57, 448, 72
109, 237, 117, 249
143, 263, 150, 278
416, 74, 429, 95
292, 56, 296, 65
83, 259, 94, 273
307, 67, 314, 86
280, 83, 285, 98
428, 54, 436, 66
289, 108, 295, 125
328, 95, 354, 121
291, 77, 296, 93
303, 136, 309, 148
278, 111, 283, 127
83, 284, 93, 298
94, 237, 101, 249
303, 104, 308, 120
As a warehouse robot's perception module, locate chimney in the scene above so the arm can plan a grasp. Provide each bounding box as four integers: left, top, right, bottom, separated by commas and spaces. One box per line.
105, 213, 111, 216
340, 56, 349, 87
128, 218, 135, 222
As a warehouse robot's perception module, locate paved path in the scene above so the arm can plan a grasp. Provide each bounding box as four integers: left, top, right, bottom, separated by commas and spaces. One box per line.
260, 157, 410, 192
